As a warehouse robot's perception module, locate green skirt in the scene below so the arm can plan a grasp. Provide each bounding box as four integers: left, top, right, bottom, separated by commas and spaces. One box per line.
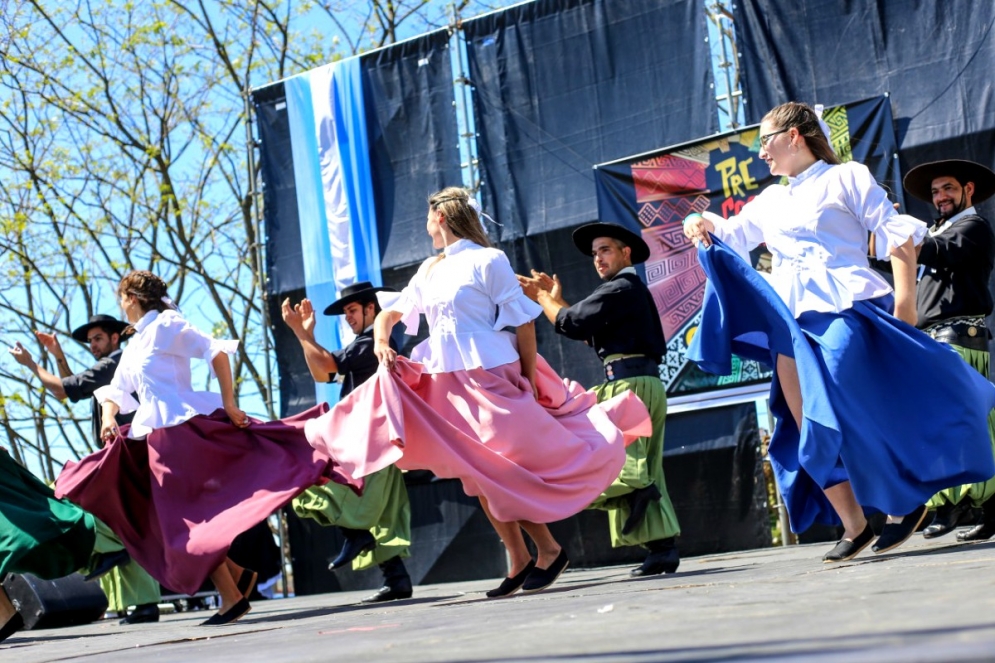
0, 449, 95, 578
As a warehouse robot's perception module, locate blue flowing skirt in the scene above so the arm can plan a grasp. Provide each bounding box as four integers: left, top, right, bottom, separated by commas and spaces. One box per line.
689, 237, 995, 532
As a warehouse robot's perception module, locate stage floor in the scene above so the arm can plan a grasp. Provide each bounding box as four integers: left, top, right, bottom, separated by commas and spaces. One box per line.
6, 532, 995, 662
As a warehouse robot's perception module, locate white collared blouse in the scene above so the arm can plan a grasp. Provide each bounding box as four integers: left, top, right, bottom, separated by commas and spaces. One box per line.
94, 309, 240, 437
380, 239, 541, 373
703, 160, 928, 318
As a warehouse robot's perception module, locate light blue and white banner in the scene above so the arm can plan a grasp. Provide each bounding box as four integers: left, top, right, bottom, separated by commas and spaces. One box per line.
285, 57, 381, 405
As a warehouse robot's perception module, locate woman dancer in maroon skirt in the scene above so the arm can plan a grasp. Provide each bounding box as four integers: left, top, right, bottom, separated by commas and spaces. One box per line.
56, 271, 362, 625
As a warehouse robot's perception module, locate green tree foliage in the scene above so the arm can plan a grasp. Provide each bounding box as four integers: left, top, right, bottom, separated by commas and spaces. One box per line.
0, 0, 489, 478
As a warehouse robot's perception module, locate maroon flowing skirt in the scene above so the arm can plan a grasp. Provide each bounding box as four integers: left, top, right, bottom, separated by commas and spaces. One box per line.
55, 406, 361, 595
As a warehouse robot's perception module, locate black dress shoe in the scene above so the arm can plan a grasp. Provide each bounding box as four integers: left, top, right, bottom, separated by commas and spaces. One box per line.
84, 549, 131, 582
200, 598, 251, 626
486, 560, 536, 598
872, 504, 928, 553
237, 568, 258, 599
630, 538, 680, 576
119, 603, 159, 625
361, 579, 413, 603
923, 501, 975, 539
521, 550, 569, 594
361, 557, 413, 603
622, 484, 662, 536
328, 529, 376, 570
957, 521, 995, 541
823, 523, 875, 562
0, 612, 24, 644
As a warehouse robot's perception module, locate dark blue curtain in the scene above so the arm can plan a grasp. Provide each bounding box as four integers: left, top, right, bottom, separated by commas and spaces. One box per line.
464, 0, 718, 241
734, 0, 995, 220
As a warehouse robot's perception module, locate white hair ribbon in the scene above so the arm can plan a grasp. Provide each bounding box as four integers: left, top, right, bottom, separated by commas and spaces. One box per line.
467, 195, 502, 236
161, 296, 180, 312
813, 104, 833, 144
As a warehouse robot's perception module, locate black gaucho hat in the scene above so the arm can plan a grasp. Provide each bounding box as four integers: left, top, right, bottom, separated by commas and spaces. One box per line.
71, 314, 130, 344
904, 159, 995, 205
571, 222, 651, 264
323, 281, 396, 316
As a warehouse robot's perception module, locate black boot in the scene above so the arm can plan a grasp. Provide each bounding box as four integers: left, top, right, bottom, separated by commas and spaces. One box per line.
630, 537, 679, 577
362, 557, 413, 603
957, 495, 995, 542
622, 484, 662, 536
923, 501, 974, 539
328, 528, 376, 571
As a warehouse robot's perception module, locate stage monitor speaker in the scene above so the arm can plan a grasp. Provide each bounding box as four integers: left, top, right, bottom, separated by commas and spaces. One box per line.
2, 573, 108, 630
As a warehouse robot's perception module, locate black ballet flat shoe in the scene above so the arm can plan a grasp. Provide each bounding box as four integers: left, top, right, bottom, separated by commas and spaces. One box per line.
237, 568, 258, 599
923, 501, 975, 539
328, 529, 376, 570
119, 602, 159, 625
520, 551, 570, 594
485, 560, 536, 598
630, 539, 680, 576
622, 484, 662, 536
84, 549, 131, 582
823, 523, 875, 563
200, 598, 251, 626
0, 612, 24, 644
872, 504, 928, 554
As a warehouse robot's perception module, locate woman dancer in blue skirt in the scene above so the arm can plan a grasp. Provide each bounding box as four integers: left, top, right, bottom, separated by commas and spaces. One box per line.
683, 102, 995, 562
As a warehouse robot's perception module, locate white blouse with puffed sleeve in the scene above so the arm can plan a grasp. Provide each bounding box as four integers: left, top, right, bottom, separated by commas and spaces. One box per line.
94, 309, 240, 437
379, 239, 541, 373
704, 160, 927, 318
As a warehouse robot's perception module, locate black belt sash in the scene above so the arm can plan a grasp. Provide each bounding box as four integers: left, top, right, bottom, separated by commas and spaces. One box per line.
924, 317, 990, 352
603, 356, 659, 382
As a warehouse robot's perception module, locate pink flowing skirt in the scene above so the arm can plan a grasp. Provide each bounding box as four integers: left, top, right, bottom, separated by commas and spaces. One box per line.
55, 406, 361, 595
305, 356, 652, 523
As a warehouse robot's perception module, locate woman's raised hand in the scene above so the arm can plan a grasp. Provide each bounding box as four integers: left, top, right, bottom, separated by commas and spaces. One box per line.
682, 213, 715, 247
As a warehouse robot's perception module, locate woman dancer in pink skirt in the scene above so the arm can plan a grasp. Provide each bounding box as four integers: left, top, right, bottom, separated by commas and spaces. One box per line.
306, 187, 651, 596
56, 271, 359, 625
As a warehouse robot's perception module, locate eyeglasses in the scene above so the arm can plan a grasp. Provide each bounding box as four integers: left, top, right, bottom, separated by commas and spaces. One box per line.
759, 129, 789, 148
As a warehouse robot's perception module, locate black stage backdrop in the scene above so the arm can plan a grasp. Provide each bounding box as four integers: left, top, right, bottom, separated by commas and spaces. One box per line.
463, 0, 718, 242
733, 0, 995, 221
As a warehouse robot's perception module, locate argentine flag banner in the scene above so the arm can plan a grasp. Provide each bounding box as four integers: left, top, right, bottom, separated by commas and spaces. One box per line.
285, 57, 382, 405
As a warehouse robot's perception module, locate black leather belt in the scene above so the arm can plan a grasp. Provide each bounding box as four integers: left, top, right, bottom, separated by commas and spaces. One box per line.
604, 356, 659, 382
925, 318, 990, 352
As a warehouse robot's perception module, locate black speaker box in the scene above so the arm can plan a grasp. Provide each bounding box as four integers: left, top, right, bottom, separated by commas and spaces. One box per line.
2, 573, 108, 630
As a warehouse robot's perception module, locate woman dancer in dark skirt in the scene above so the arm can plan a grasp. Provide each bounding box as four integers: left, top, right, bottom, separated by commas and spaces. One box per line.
56, 271, 368, 625
0, 447, 96, 643
683, 102, 995, 562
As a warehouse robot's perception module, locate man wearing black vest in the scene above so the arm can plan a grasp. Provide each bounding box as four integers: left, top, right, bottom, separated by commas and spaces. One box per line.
282, 282, 413, 602
903, 159, 995, 542
519, 223, 681, 576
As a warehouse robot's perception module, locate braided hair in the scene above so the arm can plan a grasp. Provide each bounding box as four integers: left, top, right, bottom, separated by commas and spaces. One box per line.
117, 270, 170, 314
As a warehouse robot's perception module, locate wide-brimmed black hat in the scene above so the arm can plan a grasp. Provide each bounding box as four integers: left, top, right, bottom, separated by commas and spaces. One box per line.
71, 314, 130, 343
904, 159, 995, 205
571, 222, 651, 264
323, 281, 396, 316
